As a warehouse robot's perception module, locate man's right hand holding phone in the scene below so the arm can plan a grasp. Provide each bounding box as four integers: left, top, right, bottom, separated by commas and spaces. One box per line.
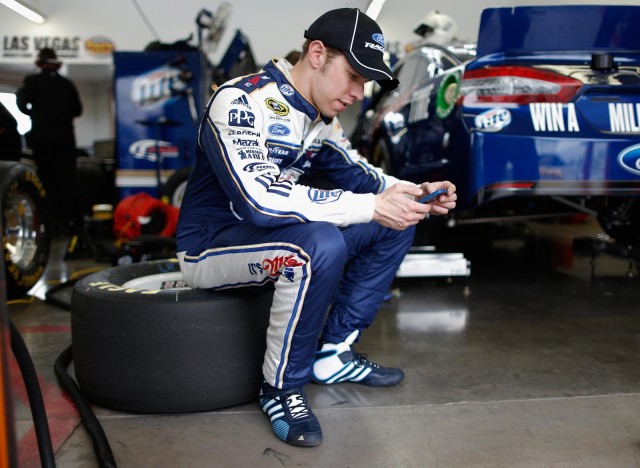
373, 181, 457, 230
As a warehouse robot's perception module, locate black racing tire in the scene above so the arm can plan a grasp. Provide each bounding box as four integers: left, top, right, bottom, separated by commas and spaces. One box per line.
0, 160, 51, 299
76, 156, 117, 217
71, 259, 273, 413
161, 166, 191, 207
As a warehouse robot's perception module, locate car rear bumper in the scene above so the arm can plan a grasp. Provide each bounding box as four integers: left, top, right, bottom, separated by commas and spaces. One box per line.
469, 132, 640, 202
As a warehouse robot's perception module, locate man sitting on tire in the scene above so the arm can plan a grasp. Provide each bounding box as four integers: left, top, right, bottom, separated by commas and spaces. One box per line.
176, 8, 456, 447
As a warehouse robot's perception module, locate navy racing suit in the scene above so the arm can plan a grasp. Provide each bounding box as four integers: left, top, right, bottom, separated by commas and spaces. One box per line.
177, 58, 415, 390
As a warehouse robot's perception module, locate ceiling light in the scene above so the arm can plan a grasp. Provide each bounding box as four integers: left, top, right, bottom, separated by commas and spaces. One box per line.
365, 0, 386, 21
0, 0, 46, 24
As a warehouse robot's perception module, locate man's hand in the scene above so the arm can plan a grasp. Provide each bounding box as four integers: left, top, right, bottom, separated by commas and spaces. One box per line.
372, 181, 457, 230
372, 184, 431, 230
418, 181, 457, 215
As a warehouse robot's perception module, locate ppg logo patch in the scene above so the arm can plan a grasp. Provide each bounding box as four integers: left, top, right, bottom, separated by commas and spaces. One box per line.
228, 109, 255, 128
618, 144, 640, 176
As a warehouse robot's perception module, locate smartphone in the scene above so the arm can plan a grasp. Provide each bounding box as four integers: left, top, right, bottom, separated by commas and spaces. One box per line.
417, 188, 447, 204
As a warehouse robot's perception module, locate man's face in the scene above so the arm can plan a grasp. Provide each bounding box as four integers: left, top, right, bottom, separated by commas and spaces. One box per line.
310, 52, 368, 118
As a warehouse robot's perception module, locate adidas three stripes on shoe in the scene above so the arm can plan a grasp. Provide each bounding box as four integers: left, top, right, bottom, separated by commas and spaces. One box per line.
312, 330, 405, 387
259, 382, 322, 447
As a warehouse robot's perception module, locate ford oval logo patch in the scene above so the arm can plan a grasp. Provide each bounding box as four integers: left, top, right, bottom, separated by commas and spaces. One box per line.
618, 144, 640, 176
268, 123, 291, 136
372, 33, 385, 46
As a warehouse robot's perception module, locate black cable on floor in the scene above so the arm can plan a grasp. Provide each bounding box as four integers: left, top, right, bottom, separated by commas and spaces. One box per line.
44, 279, 75, 311
43, 267, 106, 311
54, 345, 117, 468
9, 319, 56, 468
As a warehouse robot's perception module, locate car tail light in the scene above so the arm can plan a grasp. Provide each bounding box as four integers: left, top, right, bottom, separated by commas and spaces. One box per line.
459, 66, 582, 105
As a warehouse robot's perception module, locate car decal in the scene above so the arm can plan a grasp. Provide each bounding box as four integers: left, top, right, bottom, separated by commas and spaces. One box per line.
617, 144, 640, 176
408, 84, 435, 123
609, 103, 640, 133
474, 108, 511, 132
436, 72, 460, 118
529, 103, 580, 132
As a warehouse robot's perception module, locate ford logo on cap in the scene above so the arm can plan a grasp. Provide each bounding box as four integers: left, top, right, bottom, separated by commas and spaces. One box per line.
618, 144, 640, 176
372, 33, 385, 47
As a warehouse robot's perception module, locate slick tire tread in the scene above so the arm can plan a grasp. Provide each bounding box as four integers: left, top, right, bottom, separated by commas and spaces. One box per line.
71, 259, 272, 413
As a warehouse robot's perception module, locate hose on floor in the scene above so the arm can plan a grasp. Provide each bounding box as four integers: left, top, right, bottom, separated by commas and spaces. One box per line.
44, 266, 104, 311
9, 319, 56, 468
44, 280, 74, 311
54, 345, 118, 468
41, 267, 117, 466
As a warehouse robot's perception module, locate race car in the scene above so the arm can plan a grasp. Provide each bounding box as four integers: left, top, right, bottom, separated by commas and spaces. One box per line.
354, 5, 640, 244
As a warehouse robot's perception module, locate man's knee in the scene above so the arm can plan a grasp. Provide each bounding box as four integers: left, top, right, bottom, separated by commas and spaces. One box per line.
299, 222, 348, 272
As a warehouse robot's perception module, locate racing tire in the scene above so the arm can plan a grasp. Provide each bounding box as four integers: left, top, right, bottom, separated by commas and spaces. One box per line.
76, 156, 117, 217
71, 259, 273, 413
161, 167, 191, 207
0, 160, 51, 299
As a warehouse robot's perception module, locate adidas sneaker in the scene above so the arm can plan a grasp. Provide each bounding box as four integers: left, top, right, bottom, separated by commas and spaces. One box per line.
312, 330, 404, 387
259, 382, 322, 447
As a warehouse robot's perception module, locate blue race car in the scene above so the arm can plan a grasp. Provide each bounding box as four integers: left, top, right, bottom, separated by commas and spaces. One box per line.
355, 5, 640, 244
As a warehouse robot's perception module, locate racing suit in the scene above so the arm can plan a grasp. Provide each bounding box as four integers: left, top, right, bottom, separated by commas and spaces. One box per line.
177, 58, 415, 390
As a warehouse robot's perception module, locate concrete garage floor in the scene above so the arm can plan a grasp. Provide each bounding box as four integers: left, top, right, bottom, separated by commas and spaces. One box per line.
7, 217, 640, 467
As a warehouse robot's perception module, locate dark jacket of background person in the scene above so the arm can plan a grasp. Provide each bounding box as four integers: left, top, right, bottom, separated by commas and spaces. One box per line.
16, 62, 82, 131
16, 47, 83, 233
0, 101, 22, 161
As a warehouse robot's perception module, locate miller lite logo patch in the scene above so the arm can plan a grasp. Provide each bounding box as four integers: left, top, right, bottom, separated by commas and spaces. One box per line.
475, 108, 511, 132
308, 188, 343, 204
279, 84, 294, 96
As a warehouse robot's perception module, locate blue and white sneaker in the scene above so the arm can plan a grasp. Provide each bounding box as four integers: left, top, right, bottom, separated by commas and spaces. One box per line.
259, 382, 322, 447
312, 330, 404, 387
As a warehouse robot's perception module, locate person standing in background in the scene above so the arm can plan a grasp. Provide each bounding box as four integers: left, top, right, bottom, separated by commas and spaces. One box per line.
17, 47, 83, 235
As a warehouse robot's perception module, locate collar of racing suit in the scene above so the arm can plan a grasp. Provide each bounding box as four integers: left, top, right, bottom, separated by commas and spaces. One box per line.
262, 59, 333, 125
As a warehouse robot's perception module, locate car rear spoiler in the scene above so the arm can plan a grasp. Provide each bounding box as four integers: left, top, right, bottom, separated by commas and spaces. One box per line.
476, 5, 640, 57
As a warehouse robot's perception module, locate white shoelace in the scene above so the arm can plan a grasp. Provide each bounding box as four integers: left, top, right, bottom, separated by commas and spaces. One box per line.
286, 393, 309, 420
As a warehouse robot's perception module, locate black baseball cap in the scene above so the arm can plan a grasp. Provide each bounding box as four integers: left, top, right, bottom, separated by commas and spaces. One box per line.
37, 47, 62, 65
304, 8, 399, 90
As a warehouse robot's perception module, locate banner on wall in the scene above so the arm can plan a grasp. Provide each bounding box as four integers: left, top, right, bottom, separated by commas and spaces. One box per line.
113, 50, 208, 199
1, 34, 116, 62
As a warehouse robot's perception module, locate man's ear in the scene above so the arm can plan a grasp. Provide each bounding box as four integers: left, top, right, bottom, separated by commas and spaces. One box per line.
306, 40, 325, 70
